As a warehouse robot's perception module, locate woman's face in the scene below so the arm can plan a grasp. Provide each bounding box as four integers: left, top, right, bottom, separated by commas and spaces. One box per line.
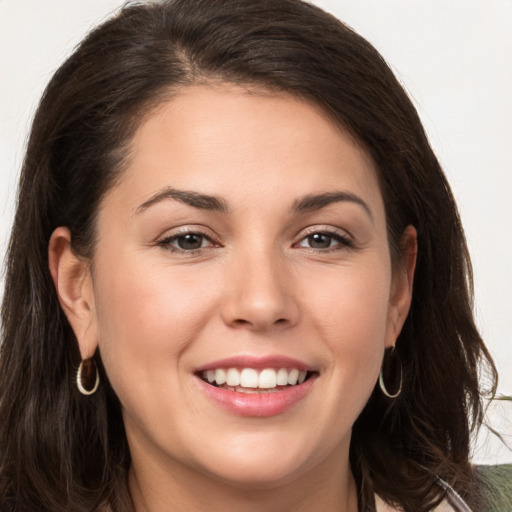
68, 86, 414, 488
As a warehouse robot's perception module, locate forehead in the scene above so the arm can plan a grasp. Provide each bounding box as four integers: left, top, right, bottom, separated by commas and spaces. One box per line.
111, 85, 384, 217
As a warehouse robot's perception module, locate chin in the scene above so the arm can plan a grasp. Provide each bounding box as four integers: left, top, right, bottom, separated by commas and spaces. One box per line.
186, 429, 335, 491
202, 458, 309, 490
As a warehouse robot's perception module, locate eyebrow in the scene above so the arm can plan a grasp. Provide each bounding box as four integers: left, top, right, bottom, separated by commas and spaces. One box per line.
291, 191, 373, 222
135, 187, 372, 221
135, 187, 229, 214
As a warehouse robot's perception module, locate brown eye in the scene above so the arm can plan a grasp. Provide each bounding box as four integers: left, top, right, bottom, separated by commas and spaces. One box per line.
307, 233, 333, 249
296, 230, 353, 251
176, 233, 205, 250
158, 231, 215, 252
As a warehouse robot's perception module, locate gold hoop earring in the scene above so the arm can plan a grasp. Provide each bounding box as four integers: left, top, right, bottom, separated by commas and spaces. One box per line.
379, 346, 402, 399
76, 358, 100, 395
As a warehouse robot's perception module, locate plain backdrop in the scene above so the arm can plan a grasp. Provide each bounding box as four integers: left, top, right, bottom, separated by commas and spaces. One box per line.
0, 0, 511, 464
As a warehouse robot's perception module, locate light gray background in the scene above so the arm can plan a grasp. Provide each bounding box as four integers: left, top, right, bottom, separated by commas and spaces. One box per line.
1, 0, 511, 464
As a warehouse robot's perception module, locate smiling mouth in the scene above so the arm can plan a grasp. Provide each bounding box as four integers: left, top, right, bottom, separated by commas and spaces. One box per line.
199, 367, 316, 393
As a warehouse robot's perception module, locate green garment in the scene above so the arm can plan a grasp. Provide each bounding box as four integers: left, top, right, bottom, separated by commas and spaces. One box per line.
479, 464, 512, 511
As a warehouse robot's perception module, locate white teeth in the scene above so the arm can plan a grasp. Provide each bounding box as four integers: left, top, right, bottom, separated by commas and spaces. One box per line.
203, 367, 311, 390
226, 368, 240, 386
240, 368, 259, 388
215, 368, 226, 385
287, 369, 299, 385
276, 368, 289, 386
258, 369, 277, 388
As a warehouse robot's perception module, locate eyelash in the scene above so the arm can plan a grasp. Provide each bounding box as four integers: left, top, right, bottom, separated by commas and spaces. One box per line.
157, 230, 218, 254
157, 227, 354, 254
294, 229, 354, 252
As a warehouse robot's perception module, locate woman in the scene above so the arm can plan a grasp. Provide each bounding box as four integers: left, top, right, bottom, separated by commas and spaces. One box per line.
0, 0, 502, 510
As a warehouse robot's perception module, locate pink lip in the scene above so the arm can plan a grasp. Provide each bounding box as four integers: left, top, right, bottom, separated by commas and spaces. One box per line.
195, 355, 318, 417
197, 355, 314, 372
196, 376, 316, 417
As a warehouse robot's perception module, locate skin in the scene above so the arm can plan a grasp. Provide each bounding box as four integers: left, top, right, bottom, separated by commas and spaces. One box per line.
49, 85, 416, 511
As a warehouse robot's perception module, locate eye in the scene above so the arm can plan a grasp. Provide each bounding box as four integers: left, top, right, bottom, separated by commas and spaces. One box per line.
157, 231, 217, 252
174, 233, 207, 250
296, 230, 353, 250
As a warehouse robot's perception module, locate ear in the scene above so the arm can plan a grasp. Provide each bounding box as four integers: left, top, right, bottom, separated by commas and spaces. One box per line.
385, 225, 417, 346
48, 227, 98, 360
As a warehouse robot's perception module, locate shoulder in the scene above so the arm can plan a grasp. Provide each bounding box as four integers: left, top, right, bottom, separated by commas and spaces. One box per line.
477, 464, 512, 511
375, 465, 512, 512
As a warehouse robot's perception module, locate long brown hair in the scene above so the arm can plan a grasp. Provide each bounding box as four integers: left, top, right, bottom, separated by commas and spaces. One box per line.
0, 1, 497, 510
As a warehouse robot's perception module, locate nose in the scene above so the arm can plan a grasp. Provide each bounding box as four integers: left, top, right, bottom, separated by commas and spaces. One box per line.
220, 249, 300, 332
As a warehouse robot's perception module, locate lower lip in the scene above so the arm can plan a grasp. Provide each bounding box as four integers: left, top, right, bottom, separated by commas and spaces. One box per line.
197, 376, 316, 417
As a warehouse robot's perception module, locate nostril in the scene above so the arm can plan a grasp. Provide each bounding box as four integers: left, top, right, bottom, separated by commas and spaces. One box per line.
230, 317, 289, 329
232, 319, 252, 327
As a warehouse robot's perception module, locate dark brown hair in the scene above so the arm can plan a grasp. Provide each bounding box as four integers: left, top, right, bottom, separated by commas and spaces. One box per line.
0, 0, 497, 510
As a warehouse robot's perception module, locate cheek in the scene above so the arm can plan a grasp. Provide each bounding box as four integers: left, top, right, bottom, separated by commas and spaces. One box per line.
304, 261, 391, 371
310, 258, 390, 322
91, 253, 219, 392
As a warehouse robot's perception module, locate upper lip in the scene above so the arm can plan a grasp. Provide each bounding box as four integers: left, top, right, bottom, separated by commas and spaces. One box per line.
196, 355, 316, 373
